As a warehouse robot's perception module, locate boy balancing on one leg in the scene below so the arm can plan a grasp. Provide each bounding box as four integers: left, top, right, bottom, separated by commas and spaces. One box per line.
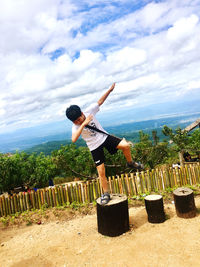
66, 83, 144, 205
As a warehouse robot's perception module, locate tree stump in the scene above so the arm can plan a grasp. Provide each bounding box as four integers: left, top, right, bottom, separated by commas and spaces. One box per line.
173, 187, 196, 218
96, 194, 129, 237
144, 195, 165, 223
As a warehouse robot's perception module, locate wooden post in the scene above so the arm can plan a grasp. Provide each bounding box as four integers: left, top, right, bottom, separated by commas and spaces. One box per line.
179, 151, 185, 167
96, 194, 129, 237
144, 195, 165, 223
173, 187, 196, 218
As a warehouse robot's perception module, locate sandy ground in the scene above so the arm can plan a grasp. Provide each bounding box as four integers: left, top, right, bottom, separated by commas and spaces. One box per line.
1, 197, 200, 267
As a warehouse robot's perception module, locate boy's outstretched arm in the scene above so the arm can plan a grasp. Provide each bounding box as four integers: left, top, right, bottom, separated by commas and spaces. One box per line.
97, 83, 115, 106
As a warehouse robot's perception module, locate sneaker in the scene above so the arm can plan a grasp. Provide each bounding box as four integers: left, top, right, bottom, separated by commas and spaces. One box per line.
127, 161, 144, 171
100, 192, 111, 205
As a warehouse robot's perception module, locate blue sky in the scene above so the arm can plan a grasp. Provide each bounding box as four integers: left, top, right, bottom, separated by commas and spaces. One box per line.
0, 0, 200, 134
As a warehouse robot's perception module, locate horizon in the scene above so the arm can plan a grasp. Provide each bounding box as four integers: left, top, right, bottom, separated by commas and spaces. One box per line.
0, 111, 200, 154
1, 107, 200, 137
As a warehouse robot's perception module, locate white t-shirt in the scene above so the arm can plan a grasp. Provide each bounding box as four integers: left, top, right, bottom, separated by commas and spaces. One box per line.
72, 103, 108, 151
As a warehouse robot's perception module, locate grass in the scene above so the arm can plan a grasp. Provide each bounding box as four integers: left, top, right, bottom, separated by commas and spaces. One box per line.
0, 201, 94, 228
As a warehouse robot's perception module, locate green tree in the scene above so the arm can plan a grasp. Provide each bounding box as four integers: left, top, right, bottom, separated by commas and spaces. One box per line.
28, 153, 57, 188
188, 129, 200, 151
133, 131, 169, 169
52, 144, 97, 180
162, 125, 190, 165
0, 154, 16, 192
0, 152, 58, 192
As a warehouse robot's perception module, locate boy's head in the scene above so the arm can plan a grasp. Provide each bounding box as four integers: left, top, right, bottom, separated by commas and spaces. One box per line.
66, 105, 82, 122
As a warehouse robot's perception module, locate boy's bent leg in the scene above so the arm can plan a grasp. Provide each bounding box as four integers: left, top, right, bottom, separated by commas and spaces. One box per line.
117, 139, 132, 162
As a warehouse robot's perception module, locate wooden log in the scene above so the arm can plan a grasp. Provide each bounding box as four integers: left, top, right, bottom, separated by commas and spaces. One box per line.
65, 185, 70, 203
144, 195, 165, 223
2, 196, 7, 216
25, 193, 30, 211
55, 187, 60, 206
10, 196, 15, 214
60, 186, 65, 204
13, 194, 18, 213
78, 184, 83, 203
96, 194, 129, 237
0, 198, 3, 217
130, 173, 137, 195
173, 187, 196, 218
7, 197, 11, 215
32, 191, 36, 209
75, 184, 80, 203
49, 188, 53, 207
45, 189, 50, 207
92, 181, 97, 200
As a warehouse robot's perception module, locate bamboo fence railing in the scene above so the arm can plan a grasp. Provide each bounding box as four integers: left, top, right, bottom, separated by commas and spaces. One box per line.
0, 163, 200, 217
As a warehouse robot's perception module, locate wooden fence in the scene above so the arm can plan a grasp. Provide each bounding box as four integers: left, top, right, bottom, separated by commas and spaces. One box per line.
0, 163, 200, 217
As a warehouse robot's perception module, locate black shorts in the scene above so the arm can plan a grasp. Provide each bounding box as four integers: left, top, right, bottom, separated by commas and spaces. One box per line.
91, 135, 122, 166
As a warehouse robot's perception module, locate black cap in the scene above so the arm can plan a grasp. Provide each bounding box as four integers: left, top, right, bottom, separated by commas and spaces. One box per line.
66, 105, 82, 122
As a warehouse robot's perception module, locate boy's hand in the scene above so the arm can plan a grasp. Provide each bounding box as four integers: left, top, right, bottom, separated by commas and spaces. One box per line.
109, 83, 115, 92
83, 114, 93, 126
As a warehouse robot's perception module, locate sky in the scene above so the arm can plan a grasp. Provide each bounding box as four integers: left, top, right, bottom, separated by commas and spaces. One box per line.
0, 0, 200, 134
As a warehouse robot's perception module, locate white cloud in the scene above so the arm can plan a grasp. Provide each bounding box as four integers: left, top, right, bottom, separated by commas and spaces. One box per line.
0, 0, 200, 133
187, 80, 200, 90
135, 1, 170, 30
116, 74, 161, 93
102, 47, 146, 75
167, 14, 199, 42
73, 50, 102, 71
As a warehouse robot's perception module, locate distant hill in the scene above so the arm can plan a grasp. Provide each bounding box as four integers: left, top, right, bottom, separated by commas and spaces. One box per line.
23, 129, 160, 155
24, 113, 200, 155
24, 139, 86, 155
1, 112, 200, 154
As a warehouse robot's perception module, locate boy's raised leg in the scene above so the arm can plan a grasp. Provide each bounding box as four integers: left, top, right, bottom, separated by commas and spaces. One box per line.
117, 139, 144, 170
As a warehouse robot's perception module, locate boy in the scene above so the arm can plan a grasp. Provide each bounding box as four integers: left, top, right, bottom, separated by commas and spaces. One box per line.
66, 83, 143, 204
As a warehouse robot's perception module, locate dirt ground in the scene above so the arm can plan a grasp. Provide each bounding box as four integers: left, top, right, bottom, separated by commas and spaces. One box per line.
1, 196, 200, 267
